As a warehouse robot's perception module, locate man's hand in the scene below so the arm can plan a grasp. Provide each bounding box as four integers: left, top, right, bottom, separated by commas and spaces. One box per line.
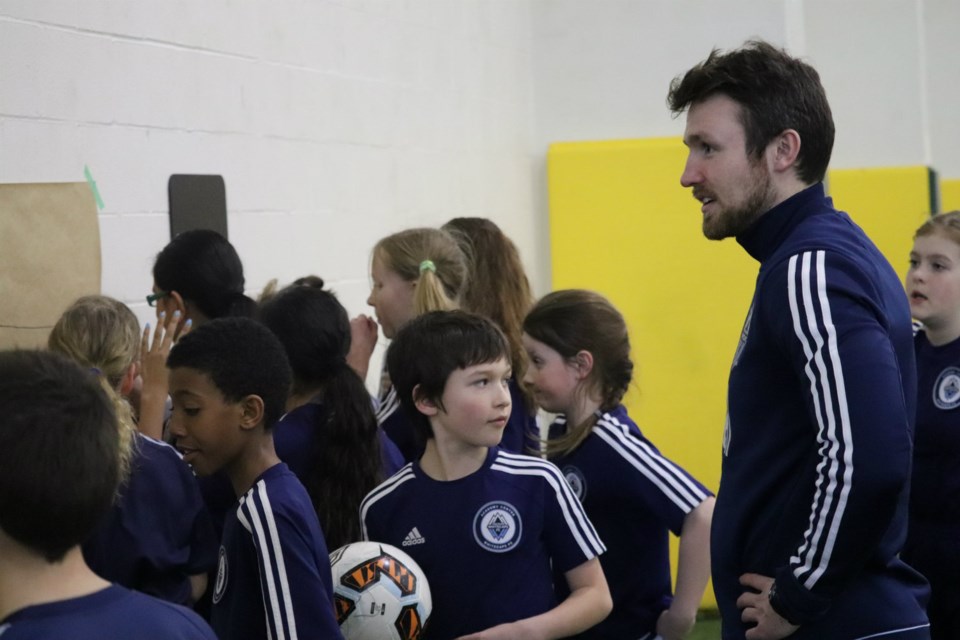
736, 574, 799, 640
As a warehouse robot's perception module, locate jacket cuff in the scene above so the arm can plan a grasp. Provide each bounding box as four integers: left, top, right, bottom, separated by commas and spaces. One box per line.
769, 567, 831, 626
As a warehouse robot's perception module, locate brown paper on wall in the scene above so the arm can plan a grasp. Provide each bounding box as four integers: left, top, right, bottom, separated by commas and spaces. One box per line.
0, 182, 100, 349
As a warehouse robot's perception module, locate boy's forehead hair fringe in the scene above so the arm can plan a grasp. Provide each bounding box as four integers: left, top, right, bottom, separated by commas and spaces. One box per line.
388, 310, 511, 380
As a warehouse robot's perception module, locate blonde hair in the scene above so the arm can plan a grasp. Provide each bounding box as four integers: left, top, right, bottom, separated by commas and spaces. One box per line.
373, 228, 466, 315
523, 290, 634, 458
48, 295, 140, 482
915, 210, 960, 244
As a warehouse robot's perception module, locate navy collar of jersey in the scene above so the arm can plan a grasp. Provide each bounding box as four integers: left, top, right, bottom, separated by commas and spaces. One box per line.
413, 446, 499, 484
736, 182, 829, 263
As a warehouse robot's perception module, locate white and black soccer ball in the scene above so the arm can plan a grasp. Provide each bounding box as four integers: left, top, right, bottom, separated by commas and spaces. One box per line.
330, 541, 432, 640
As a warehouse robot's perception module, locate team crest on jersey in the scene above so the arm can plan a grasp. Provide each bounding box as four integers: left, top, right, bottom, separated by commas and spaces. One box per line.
562, 466, 587, 501
731, 302, 754, 369
473, 501, 522, 553
212, 545, 228, 604
934, 367, 960, 410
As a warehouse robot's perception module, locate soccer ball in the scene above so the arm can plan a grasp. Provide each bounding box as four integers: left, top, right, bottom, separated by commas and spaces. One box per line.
329, 541, 432, 640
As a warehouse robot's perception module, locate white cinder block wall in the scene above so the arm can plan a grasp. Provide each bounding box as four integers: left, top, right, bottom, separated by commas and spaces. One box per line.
0, 1, 540, 390
2, 0, 958, 389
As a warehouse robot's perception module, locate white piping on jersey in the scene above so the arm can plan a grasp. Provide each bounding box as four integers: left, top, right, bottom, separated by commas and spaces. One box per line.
492, 451, 606, 558
786, 251, 854, 590
594, 413, 709, 513
376, 386, 400, 424
359, 466, 417, 540
853, 623, 930, 639
238, 481, 299, 640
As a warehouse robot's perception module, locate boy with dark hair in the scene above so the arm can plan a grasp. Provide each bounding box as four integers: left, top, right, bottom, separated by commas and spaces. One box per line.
0, 350, 215, 639
167, 317, 343, 640
360, 311, 612, 639
669, 40, 929, 639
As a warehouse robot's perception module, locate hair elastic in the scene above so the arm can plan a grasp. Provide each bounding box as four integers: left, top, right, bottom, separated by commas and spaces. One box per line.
419, 260, 436, 274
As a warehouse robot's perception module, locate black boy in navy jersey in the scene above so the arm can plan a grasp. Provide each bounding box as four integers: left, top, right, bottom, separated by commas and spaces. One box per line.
167, 318, 343, 640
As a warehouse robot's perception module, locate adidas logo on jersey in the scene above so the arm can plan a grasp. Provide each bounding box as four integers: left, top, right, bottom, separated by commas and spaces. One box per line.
402, 526, 426, 546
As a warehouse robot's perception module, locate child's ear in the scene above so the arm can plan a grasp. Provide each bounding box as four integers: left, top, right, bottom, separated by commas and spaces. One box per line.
573, 350, 595, 380
413, 384, 439, 417
165, 291, 187, 317
119, 362, 138, 396
238, 394, 266, 431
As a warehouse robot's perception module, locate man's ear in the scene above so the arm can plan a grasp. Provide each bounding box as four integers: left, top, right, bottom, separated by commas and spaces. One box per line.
769, 129, 801, 173
572, 350, 595, 380
238, 394, 266, 431
413, 384, 440, 417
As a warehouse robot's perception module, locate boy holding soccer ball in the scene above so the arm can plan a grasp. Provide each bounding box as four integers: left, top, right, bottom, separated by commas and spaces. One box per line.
360, 311, 612, 639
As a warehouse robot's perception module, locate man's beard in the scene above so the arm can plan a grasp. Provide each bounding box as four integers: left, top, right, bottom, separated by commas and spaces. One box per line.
702, 165, 778, 241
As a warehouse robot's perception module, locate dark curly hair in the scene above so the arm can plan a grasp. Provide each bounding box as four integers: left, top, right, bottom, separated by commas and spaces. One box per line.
167, 317, 292, 430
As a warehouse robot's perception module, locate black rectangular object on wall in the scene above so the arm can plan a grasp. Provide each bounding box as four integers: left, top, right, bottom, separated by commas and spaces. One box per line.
168, 174, 228, 239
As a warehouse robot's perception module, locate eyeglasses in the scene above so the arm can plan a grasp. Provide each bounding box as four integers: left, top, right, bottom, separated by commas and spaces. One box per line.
146, 291, 169, 307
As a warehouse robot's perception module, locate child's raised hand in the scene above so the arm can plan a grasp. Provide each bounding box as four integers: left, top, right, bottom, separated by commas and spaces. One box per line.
346, 314, 379, 380
141, 311, 190, 384
137, 311, 191, 440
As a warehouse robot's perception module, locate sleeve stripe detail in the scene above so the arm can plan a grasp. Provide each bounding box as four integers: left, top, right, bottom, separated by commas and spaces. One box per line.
493, 452, 606, 558
240, 480, 299, 640
375, 386, 400, 424
786, 250, 854, 590
595, 414, 709, 512
359, 466, 416, 540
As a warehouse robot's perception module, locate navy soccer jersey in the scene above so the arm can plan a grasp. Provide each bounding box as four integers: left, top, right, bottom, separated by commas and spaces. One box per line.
0, 584, 216, 639
716, 183, 929, 638
82, 433, 217, 604
903, 330, 960, 638
377, 377, 540, 462
360, 448, 605, 640
548, 406, 712, 638
275, 401, 404, 481
210, 463, 343, 640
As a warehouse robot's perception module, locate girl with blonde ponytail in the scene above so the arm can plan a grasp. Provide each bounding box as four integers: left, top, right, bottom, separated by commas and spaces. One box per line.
48, 295, 216, 606
356, 227, 466, 461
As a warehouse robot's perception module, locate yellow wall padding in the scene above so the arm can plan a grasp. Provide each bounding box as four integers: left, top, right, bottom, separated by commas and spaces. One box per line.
548, 138, 761, 609
942, 178, 960, 212
547, 143, 937, 611
826, 167, 934, 282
